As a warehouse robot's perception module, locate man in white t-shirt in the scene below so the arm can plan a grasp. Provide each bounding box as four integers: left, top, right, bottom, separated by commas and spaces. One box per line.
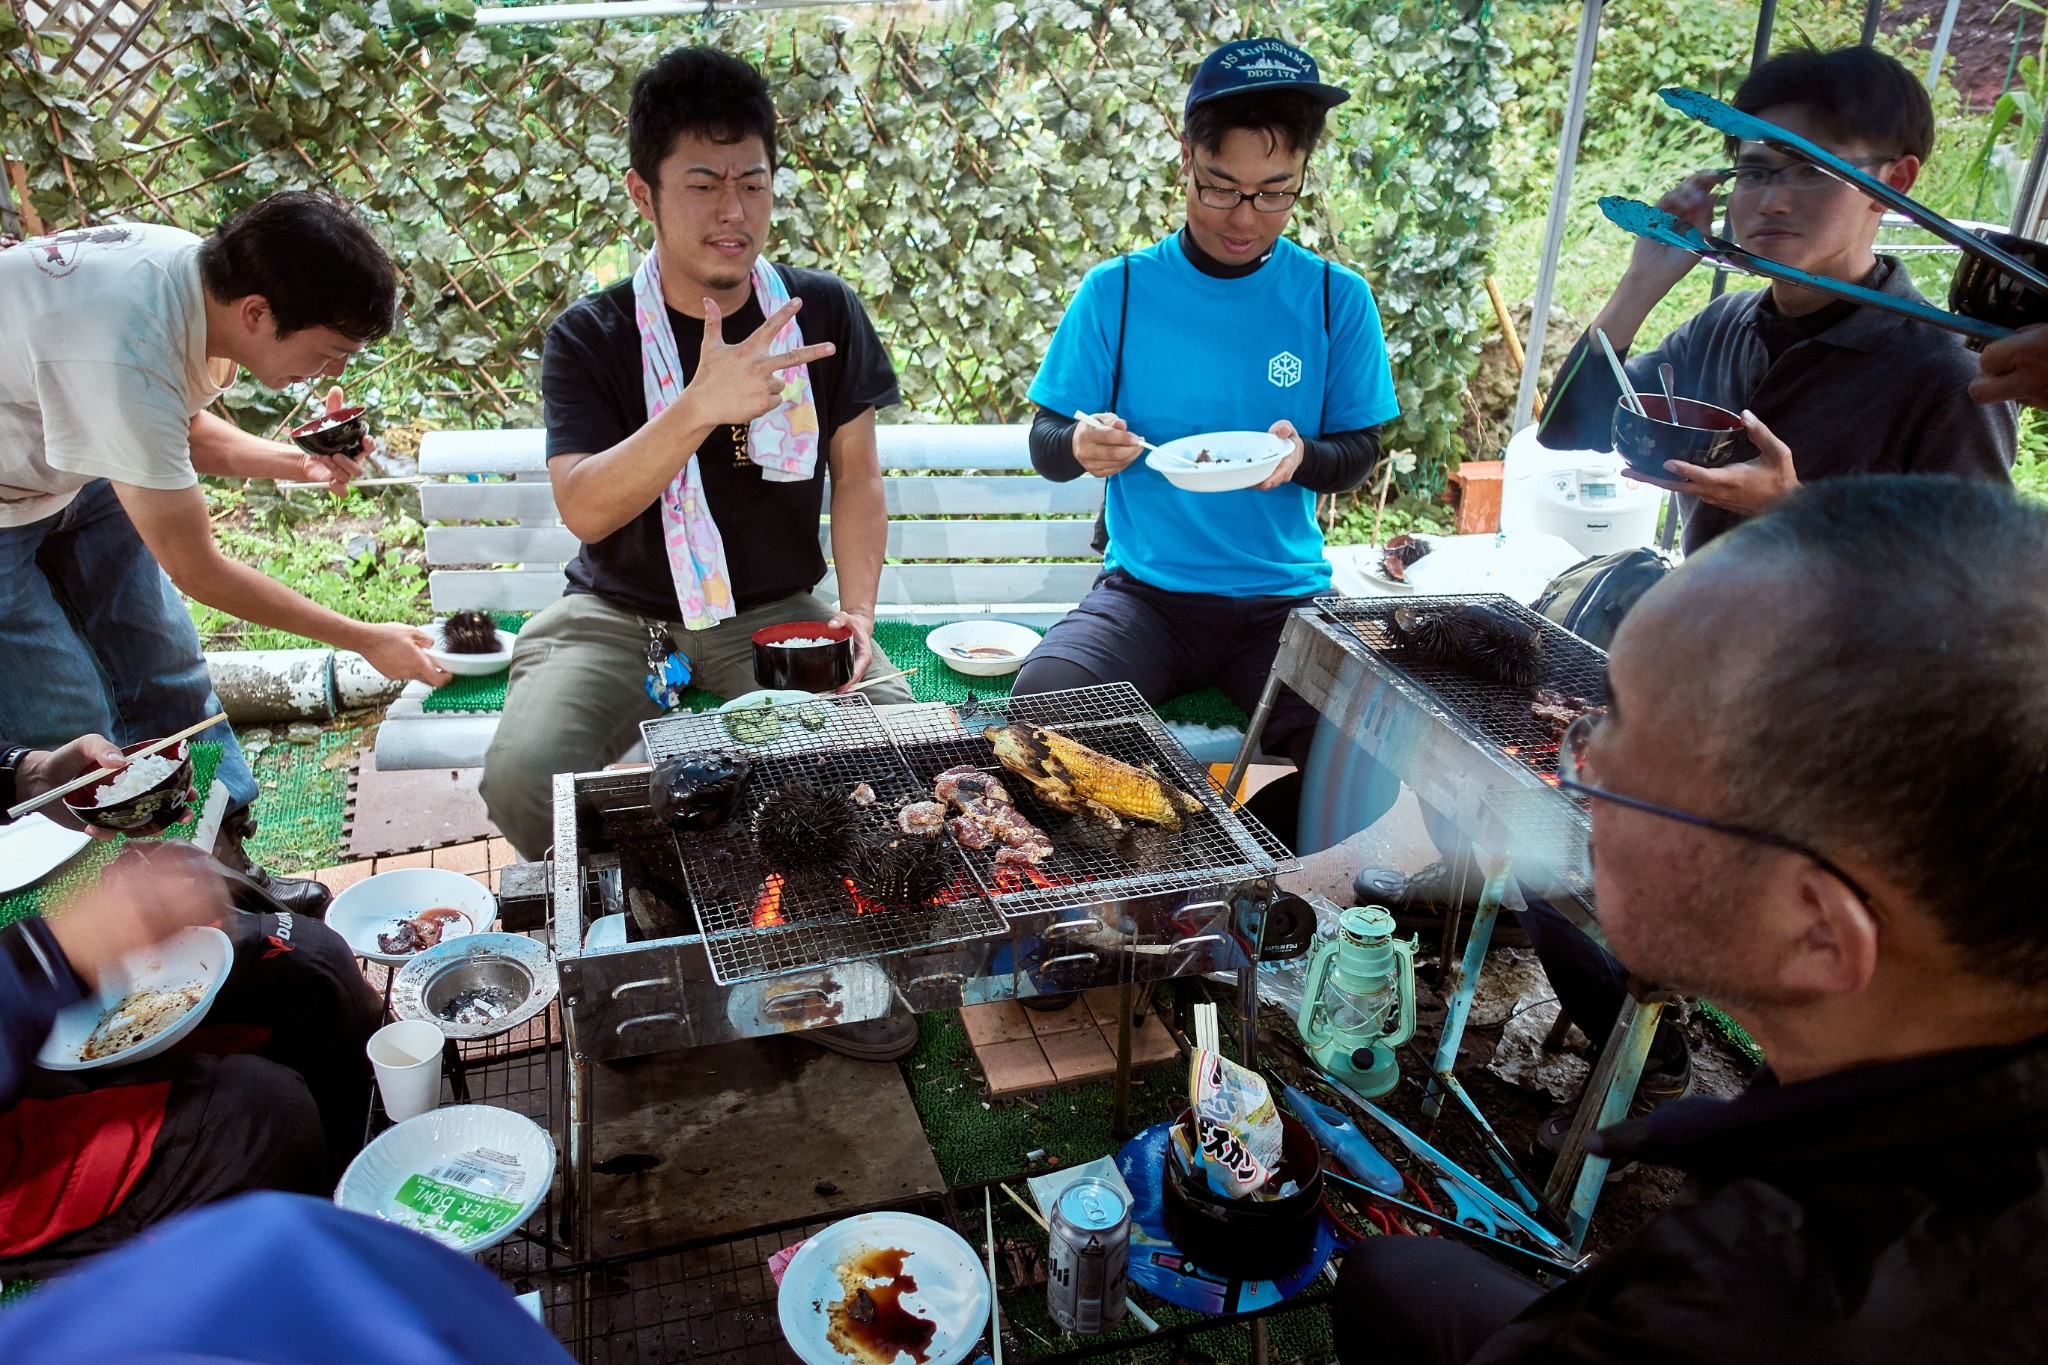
0, 192, 450, 914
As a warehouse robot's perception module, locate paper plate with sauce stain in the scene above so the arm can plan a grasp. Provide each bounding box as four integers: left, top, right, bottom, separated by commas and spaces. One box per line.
777, 1211, 989, 1365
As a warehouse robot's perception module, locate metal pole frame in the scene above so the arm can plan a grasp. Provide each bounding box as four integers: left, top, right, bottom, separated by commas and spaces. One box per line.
1511, 0, 1604, 433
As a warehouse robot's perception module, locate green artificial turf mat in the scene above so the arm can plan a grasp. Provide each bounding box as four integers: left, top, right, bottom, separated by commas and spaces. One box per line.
237, 724, 363, 875
1698, 1001, 1764, 1065
420, 616, 1250, 733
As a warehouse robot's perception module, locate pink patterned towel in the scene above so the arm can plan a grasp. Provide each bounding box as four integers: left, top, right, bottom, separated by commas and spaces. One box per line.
635, 250, 821, 628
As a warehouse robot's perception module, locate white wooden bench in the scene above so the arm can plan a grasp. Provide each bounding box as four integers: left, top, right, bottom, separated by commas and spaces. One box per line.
376, 423, 1142, 770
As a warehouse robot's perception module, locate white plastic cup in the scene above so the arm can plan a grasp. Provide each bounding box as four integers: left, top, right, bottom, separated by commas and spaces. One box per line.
368, 1019, 445, 1123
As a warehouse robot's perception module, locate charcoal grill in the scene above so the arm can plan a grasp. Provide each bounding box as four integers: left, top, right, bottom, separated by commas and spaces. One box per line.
551, 685, 1297, 1061
544, 683, 1298, 1264
1316, 594, 1610, 787
1229, 598, 1670, 1247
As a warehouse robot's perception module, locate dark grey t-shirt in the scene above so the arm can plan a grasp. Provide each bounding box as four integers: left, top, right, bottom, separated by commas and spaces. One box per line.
540, 266, 899, 620
1539, 257, 2016, 555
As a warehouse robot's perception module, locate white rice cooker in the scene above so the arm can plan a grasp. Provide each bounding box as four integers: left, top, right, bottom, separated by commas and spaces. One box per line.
1497, 424, 1663, 558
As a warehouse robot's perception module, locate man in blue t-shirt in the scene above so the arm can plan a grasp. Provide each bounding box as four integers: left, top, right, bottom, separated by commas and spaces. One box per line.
1019, 38, 1399, 786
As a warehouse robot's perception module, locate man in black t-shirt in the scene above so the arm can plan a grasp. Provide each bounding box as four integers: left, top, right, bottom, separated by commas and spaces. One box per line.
479, 48, 911, 884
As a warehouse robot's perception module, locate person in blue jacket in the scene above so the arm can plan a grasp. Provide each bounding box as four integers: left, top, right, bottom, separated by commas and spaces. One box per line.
0, 737, 378, 1278
1017, 38, 1398, 840
0, 1191, 573, 1363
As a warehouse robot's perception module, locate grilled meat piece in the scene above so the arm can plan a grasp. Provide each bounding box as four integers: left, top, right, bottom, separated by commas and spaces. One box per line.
1531, 687, 1606, 741
934, 765, 1011, 807
994, 833, 1054, 866
987, 725, 1204, 830
849, 782, 877, 807
897, 800, 947, 835
947, 814, 997, 850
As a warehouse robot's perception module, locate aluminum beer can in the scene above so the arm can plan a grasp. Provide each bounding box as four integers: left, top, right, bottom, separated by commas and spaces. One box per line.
1046, 1177, 1129, 1333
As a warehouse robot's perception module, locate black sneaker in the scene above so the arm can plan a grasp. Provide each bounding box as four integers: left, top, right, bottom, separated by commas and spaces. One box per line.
1354, 863, 1532, 949
798, 1012, 920, 1063
1527, 1042, 1693, 1184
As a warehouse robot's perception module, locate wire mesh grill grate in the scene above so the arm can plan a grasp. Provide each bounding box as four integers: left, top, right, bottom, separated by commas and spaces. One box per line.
880, 682, 1294, 919
642, 695, 1005, 985
1314, 594, 1610, 783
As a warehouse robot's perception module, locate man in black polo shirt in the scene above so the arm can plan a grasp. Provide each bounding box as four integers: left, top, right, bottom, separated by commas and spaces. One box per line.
1519, 44, 2017, 1150
1539, 45, 2014, 552
480, 47, 911, 872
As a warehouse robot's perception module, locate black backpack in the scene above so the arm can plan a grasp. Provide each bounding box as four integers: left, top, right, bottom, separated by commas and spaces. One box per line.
1533, 548, 1672, 651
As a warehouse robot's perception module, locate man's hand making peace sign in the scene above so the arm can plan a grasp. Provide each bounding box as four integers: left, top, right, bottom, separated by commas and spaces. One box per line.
680, 296, 837, 427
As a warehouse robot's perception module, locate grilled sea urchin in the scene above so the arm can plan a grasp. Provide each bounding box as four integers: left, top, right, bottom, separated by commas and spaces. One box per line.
1389, 603, 1545, 689
750, 778, 859, 875
851, 832, 954, 908
440, 609, 502, 654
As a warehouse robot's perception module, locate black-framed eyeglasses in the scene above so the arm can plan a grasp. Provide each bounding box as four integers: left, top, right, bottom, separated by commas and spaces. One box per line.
1715, 156, 1894, 194
1189, 173, 1303, 213
1557, 713, 1882, 917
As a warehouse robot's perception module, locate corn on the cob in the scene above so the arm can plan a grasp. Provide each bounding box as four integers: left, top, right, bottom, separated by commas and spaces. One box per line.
987, 725, 1203, 830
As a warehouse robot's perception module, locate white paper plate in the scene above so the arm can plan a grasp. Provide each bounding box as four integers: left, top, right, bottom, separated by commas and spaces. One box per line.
38, 926, 233, 1071
0, 812, 93, 895
426, 625, 516, 677
1146, 431, 1291, 492
778, 1211, 990, 1365
926, 621, 1041, 678
334, 1104, 554, 1254
329, 867, 495, 965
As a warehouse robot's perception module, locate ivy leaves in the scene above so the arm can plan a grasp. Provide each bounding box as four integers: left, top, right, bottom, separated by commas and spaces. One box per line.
3, 0, 1506, 487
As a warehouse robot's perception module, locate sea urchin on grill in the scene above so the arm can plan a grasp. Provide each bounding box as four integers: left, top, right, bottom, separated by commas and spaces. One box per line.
1389, 602, 1544, 690
750, 778, 860, 875
440, 609, 502, 654
850, 832, 954, 908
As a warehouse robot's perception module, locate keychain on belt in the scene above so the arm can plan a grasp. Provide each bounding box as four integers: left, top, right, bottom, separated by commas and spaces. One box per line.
643, 622, 692, 712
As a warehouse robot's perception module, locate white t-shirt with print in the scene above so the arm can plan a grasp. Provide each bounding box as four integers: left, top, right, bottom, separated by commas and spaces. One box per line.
0, 223, 226, 527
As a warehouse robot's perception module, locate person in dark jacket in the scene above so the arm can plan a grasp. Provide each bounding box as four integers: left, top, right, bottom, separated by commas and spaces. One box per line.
0, 742, 381, 1278
1537, 46, 2014, 557
1330, 475, 2048, 1363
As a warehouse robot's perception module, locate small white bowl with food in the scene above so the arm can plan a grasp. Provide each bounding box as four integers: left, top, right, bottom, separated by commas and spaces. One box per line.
1146, 430, 1293, 493
38, 925, 233, 1071
329, 867, 494, 965
425, 610, 516, 678
927, 620, 1041, 677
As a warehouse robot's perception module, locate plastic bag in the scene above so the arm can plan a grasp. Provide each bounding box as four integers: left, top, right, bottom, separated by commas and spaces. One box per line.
1189, 1047, 1283, 1200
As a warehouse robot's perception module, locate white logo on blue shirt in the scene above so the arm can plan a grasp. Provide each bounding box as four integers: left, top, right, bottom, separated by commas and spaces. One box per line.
1269, 351, 1303, 388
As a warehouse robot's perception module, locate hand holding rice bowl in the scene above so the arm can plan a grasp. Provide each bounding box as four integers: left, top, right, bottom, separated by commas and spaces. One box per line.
62, 738, 194, 832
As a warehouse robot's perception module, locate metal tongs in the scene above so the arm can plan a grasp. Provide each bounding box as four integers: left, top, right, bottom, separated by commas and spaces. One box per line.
1599, 86, 2048, 343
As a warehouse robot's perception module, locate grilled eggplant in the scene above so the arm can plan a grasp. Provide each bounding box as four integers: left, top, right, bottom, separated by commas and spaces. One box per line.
987, 724, 1204, 830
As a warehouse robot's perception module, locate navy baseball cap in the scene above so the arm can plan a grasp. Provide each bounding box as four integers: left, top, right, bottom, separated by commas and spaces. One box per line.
1185, 38, 1350, 119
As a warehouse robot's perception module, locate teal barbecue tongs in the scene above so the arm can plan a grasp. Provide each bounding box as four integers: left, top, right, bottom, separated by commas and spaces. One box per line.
1598, 87, 2048, 344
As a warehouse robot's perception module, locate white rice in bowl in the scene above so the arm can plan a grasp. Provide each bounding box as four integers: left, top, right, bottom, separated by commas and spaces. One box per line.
93, 753, 179, 807
774, 636, 839, 648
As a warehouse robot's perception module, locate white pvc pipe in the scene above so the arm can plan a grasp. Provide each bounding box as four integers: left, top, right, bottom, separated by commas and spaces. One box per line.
205, 649, 336, 724
1512, 0, 1604, 433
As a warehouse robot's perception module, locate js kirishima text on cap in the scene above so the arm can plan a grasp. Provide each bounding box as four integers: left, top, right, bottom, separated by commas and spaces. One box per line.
1184, 38, 1351, 117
